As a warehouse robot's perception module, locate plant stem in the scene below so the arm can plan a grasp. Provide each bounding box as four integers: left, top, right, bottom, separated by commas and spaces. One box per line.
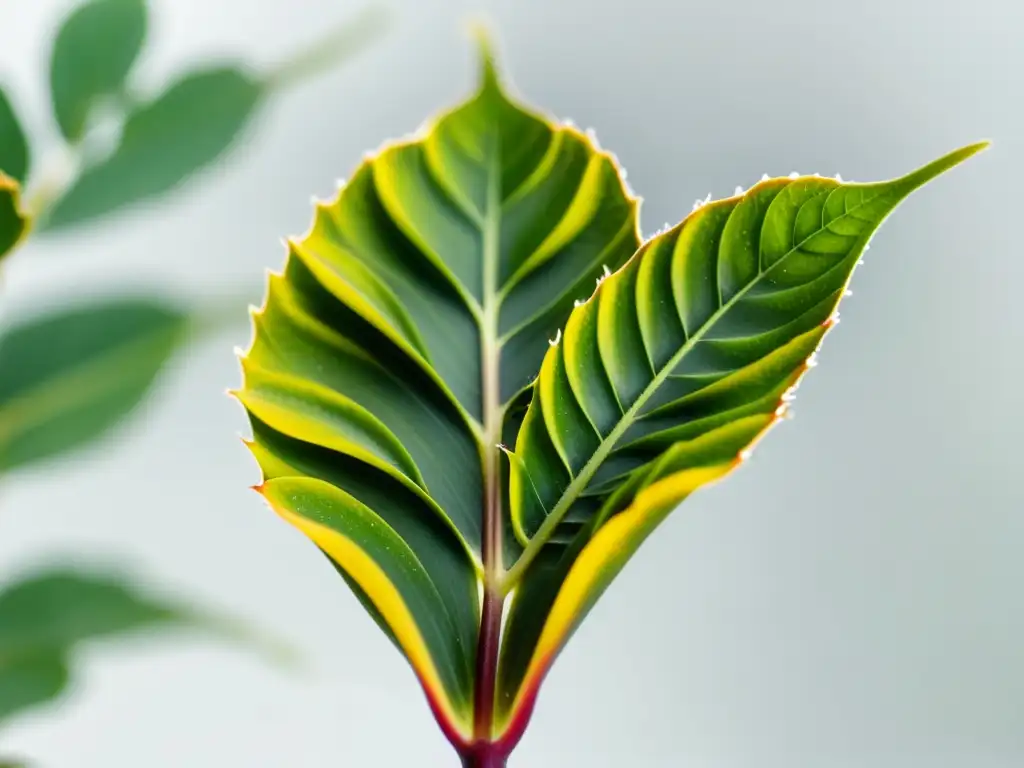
264, 6, 391, 92
461, 744, 508, 768
470, 148, 505, 752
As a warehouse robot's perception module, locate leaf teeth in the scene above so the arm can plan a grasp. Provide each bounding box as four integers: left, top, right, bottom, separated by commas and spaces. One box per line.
789, 171, 800, 179
734, 185, 744, 196
548, 328, 562, 346
835, 173, 843, 182
761, 173, 770, 181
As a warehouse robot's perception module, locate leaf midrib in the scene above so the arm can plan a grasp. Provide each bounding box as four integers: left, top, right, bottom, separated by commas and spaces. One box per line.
502, 182, 891, 590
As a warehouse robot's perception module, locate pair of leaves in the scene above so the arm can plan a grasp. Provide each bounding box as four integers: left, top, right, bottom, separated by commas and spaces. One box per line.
237, 37, 985, 760
0, 0, 384, 232
0, 567, 294, 733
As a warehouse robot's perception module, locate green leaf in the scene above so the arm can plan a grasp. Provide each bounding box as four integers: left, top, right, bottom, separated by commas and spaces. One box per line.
0, 297, 190, 472
0, 567, 295, 728
0, 175, 30, 262
493, 142, 989, 739
239, 34, 639, 748
49, 0, 147, 141
0, 89, 30, 183
236, 29, 986, 763
43, 67, 263, 230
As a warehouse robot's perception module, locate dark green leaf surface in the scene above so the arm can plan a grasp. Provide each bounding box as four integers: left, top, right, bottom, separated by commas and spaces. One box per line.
240, 43, 639, 741
0, 175, 29, 262
236, 31, 985, 758
44, 68, 263, 230
0, 89, 30, 183
493, 143, 989, 730
49, 0, 147, 141
0, 298, 189, 472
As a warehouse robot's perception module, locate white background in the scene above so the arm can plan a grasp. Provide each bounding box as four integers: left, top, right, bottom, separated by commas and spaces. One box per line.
1, 0, 1021, 765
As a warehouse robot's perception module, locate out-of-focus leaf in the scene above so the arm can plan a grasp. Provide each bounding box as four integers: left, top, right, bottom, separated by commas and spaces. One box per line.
0, 175, 30, 262
0, 653, 69, 725
0, 89, 30, 184
0, 568, 296, 728
0, 298, 189, 472
44, 68, 263, 230
49, 0, 147, 141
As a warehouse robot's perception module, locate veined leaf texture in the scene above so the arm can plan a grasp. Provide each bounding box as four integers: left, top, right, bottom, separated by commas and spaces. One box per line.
237, 33, 985, 764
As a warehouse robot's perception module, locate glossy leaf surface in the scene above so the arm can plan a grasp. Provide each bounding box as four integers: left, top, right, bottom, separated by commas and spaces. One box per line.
49, 0, 147, 141
240, 42, 639, 744
44, 68, 263, 230
238, 34, 985, 763
0, 298, 189, 472
0, 89, 30, 184
0, 175, 29, 262
492, 143, 987, 735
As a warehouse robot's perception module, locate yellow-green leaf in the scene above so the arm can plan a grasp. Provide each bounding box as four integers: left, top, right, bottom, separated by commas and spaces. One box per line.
235, 29, 987, 764
0, 174, 29, 262
239, 35, 639, 749
493, 142, 989, 738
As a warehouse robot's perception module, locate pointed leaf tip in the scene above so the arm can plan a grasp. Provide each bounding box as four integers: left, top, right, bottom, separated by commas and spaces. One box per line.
467, 22, 502, 94
897, 140, 990, 193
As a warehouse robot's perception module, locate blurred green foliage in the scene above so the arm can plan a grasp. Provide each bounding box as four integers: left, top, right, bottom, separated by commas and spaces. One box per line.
0, 0, 386, 753
0, 298, 190, 471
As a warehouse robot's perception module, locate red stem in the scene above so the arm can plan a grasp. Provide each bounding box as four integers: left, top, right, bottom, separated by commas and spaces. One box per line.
461, 743, 508, 768
473, 584, 503, 739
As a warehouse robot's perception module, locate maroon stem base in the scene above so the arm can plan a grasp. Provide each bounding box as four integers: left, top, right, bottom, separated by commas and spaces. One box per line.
460, 744, 508, 768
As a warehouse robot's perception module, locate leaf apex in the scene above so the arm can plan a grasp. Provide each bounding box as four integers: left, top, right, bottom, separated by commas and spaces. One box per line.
895, 140, 990, 194
465, 20, 502, 95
